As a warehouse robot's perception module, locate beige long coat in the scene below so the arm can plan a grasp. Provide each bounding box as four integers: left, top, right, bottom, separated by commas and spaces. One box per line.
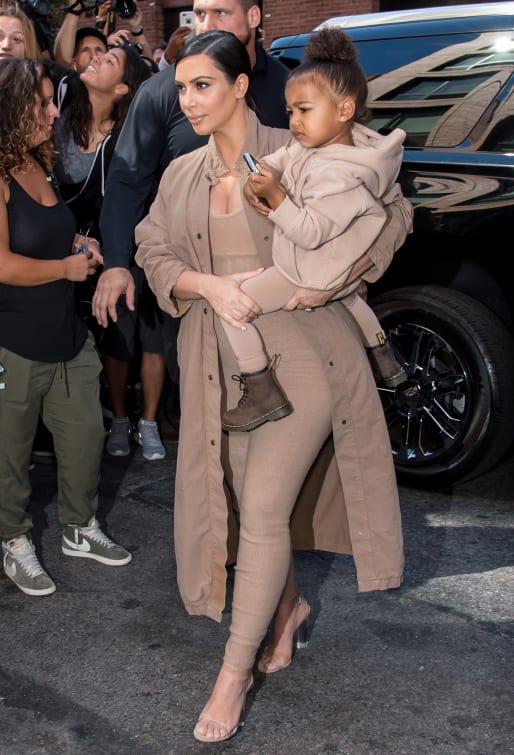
135, 112, 404, 622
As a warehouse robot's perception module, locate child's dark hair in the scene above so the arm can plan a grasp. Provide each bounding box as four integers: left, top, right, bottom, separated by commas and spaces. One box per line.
289, 28, 369, 123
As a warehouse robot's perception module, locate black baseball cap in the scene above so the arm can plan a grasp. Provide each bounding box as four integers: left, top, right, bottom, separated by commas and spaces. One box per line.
74, 26, 108, 54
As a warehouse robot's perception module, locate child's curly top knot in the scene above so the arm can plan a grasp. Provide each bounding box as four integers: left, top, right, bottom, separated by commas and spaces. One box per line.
287, 26, 369, 124
304, 27, 357, 65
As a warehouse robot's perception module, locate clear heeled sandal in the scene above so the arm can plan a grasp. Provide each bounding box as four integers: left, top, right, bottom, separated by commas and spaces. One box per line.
257, 595, 311, 674
193, 676, 254, 744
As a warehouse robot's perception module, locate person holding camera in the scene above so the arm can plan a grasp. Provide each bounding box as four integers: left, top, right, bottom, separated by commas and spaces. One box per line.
52, 13, 108, 111
94, 0, 152, 60
53, 4, 107, 70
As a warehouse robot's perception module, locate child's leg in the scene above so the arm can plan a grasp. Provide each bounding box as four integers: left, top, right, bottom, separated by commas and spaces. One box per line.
220, 268, 296, 374
344, 291, 406, 387
344, 291, 385, 347
221, 268, 296, 432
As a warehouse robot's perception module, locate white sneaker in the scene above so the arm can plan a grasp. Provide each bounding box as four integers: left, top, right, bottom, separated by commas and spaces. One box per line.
136, 419, 166, 461
2, 535, 56, 596
62, 518, 132, 566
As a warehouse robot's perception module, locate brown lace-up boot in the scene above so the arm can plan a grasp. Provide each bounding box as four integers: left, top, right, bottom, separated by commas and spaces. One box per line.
222, 362, 293, 432
367, 340, 407, 388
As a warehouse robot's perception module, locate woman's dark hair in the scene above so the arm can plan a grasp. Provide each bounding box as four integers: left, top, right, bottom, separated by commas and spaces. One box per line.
176, 30, 258, 114
141, 55, 159, 75
0, 57, 54, 181
289, 28, 369, 124
176, 29, 251, 84
65, 43, 150, 150
111, 44, 151, 139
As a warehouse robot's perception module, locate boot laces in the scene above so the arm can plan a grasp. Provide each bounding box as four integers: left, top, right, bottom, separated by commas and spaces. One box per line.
230, 353, 282, 408
231, 374, 249, 407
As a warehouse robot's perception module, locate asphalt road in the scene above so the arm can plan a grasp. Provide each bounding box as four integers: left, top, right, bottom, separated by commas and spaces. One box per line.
1, 432, 513, 755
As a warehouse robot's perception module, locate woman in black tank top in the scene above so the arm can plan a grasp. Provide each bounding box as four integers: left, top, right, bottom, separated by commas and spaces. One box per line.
0, 58, 132, 598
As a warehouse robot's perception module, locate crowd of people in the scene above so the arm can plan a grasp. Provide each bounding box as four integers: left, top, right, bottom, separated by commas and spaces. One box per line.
0, 0, 409, 745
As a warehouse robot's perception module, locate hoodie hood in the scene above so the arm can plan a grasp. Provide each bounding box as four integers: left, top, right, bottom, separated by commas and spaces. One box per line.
313, 123, 406, 198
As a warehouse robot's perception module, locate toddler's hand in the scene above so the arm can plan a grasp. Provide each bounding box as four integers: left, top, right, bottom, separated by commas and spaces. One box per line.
246, 164, 285, 210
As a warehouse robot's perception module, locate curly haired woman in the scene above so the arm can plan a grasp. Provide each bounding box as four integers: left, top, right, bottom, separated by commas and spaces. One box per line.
0, 57, 132, 598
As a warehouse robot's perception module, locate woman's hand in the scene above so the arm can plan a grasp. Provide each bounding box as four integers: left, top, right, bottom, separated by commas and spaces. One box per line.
283, 287, 334, 311
128, 5, 144, 33
63, 252, 95, 281
106, 28, 131, 47
244, 163, 285, 213
72, 234, 103, 265
201, 269, 264, 330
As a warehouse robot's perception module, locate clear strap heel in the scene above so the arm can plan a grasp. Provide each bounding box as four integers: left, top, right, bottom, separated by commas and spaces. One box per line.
294, 595, 311, 649
258, 595, 311, 674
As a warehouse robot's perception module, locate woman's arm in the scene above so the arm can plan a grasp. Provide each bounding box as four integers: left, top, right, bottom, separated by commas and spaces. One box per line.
173, 269, 264, 330
53, 9, 80, 68
125, 6, 152, 60
0, 185, 95, 286
282, 253, 373, 311
135, 180, 264, 329
363, 184, 414, 282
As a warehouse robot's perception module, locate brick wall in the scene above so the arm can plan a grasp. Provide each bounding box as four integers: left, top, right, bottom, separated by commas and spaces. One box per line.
137, 1, 166, 50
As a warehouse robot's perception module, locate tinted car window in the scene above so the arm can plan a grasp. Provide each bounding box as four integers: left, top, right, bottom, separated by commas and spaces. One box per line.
271, 24, 514, 152
367, 32, 514, 149
354, 33, 480, 76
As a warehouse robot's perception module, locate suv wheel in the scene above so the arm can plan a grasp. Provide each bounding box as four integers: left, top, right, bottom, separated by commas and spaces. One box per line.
370, 286, 514, 488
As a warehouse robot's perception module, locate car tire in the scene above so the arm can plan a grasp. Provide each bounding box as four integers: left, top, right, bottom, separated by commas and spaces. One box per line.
369, 285, 514, 488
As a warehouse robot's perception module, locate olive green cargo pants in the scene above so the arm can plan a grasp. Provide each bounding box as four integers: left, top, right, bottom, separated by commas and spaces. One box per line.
0, 335, 104, 540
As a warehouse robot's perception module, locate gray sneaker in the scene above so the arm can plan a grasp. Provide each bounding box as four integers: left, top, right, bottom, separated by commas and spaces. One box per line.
136, 419, 166, 461
62, 518, 132, 566
2, 535, 56, 596
105, 417, 131, 457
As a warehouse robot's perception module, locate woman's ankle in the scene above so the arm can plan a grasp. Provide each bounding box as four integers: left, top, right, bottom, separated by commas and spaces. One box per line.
218, 661, 252, 682
275, 594, 307, 623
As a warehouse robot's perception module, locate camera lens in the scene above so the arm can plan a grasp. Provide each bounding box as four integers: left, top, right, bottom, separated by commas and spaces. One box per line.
27, 0, 51, 15
115, 0, 137, 19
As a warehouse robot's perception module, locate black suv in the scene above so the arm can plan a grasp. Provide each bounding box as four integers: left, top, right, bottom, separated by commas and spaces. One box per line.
269, 2, 514, 488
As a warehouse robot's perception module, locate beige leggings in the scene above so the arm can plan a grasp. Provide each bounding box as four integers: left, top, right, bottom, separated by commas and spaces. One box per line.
221, 266, 386, 374
220, 317, 333, 668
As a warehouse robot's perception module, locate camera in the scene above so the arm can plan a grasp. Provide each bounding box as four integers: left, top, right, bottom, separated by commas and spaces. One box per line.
112, 0, 137, 19
23, 0, 51, 15
19, 0, 52, 51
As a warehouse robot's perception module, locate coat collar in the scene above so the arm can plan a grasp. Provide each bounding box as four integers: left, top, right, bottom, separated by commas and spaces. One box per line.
204, 109, 263, 184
